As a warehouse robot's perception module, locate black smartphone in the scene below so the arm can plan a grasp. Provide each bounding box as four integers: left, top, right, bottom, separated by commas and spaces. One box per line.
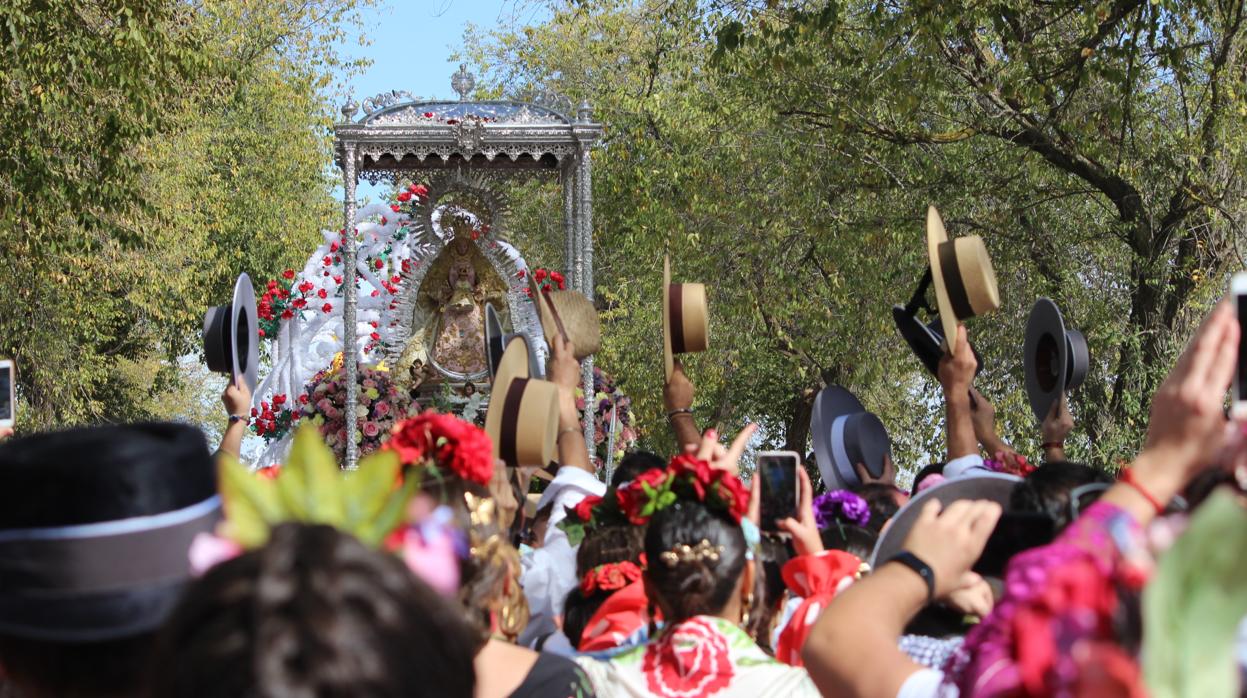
757, 451, 800, 532
0, 360, 13, 428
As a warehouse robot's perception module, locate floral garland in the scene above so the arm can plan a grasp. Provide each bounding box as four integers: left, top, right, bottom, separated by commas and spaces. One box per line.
300, 364, 413, 465
382, 410, 495, 486
249, 393, 303, 443
518, 266, 566, 295
581, 561, 643, 596
617, 456, 749, 526
577, 366, 638, 474
813, 490, 871, 529
256, 271, 297, 339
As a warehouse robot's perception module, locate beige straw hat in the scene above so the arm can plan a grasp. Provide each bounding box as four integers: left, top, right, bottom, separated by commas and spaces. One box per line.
528, 275, 601, 360
926, 206, 1000, 350
484, 335, 560, 469
662, 255, 709, 380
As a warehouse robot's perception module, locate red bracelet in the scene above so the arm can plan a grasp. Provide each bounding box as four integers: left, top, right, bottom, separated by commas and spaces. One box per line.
1119, 468, 1165, 514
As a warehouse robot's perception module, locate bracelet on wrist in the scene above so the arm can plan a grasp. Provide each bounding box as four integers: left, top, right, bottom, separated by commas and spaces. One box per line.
666, 407, 694, 420
227, 414, 249, 426
557, 426, 581, 440
885, 551, 936, 604
1042, 442, 1064, 451
1119, 468, 1165, 514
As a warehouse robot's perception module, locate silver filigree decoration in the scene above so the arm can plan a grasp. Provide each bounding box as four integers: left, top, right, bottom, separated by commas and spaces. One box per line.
362, 90, 415, 115
451, 64, 475, 101
453, 117, 487, 151
340, 100, 359, 122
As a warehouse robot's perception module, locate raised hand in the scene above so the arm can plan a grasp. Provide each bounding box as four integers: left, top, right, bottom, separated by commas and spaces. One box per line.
691, 423, 759, 477
777, 466, 824, 557
898, 499, 1002, 598
938, 324, 976, 396
1041, 393, 1074, 461
222, 377, 252, 418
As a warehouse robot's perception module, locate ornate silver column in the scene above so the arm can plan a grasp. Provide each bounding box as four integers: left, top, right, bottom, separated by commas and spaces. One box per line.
341, 143, 360, 470
562, 163, 575, 281
575, 104, 596, 459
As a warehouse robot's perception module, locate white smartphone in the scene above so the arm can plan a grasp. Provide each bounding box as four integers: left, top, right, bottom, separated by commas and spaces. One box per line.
1234, 273, 1247, 419
0, 359, 14, 429
757, 450, 801, 532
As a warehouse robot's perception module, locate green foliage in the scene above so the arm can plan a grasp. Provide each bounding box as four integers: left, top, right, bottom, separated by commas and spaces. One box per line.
0, 0, 372, 432
218, 424, 417, 549
1143, 489, 1247, 698
463, 0, 1247, 470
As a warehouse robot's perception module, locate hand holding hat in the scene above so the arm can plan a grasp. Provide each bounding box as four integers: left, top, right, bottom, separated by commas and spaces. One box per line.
1024, 298, 1090, 422
203, 273, 259, 393
663, 255, 709, 381
528, 273, 600, 361
926, 206, 1000, 352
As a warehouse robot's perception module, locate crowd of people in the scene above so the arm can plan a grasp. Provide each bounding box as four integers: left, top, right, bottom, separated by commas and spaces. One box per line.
1, 290, 1245, 698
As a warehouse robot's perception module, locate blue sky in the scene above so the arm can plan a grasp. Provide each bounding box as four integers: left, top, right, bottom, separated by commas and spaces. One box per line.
335, 0, 550, 200
342, 0, 548, 104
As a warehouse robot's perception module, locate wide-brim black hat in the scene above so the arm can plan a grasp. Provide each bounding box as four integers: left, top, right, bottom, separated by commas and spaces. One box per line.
202, 273, 259, 393
893, 271, 983, 378
811, 385, 892, 490
486, 303, 544, 382
0, 422, 220, 641
870, 472, 1055, 578
1024, 298, 1089, 422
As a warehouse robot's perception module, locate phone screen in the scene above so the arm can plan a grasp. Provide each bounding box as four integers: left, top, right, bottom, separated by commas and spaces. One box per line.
1238, 293, 1247, 401
0, 365, 11, 421
758, 454, 798, 532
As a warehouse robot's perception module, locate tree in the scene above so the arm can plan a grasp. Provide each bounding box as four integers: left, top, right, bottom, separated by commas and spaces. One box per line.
0, 0, 373, 431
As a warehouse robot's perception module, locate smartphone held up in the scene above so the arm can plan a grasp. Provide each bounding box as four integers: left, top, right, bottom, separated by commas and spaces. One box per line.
757, 450, 801, 532
1234, 273, 1247, 419
0, 359, 14, 429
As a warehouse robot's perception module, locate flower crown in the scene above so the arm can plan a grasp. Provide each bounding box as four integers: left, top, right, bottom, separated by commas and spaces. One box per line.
383, 410, 496, 486
557, 456, 749, 544
813, 490, 871, 529
580, 560, 643, 596
617, 455, 749, 525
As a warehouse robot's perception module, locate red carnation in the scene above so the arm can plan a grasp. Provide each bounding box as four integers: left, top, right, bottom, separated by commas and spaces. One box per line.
370, 332, 381, 341
282, 269, 295, 280
412, 184, 428, 197
280, 309, 293, 320
330, 241, 339, 252
298, 394, 309, 404
516, 269, 526, 279
534, 268, 548, 282
375, 259, 384, 270
397, 191, 412, 202
422, 112, 434, 118
574, 495, 603, 523
272, 394, 286, 406
258, 328, 266, 338
292, 298, 307, 309
322, 303, 333, 313
317, 288, 327, 299
298, 281, 314, 293
372, 290, 380, 297
391, 204, 401, 213
322, 256, 332, 266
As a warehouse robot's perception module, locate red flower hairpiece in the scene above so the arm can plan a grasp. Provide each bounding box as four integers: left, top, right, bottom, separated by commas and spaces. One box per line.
612, 458, 750, 525
581, 560, 643, 596
384, 410, 495, 486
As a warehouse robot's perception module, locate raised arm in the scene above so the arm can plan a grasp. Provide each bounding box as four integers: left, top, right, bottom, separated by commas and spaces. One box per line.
664, 358, 701, 452
802, 497, 1002, 697
548, 333, 593, 474
939, 324, 978, 462
217, 378, 251, 460
1040, 393, 1074, 463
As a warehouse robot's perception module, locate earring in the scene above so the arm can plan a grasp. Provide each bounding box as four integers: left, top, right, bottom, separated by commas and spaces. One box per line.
740, 593, 754, 630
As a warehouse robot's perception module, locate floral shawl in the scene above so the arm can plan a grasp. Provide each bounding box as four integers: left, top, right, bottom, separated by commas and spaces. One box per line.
576, 615, 820, 698
947, 501, 1148, 697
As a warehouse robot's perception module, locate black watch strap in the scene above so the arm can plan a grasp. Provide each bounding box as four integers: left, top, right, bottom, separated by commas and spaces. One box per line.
885, 551, 936, 604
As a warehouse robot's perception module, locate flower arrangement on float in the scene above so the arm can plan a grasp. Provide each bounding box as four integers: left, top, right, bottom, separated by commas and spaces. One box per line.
299, 360, 414, 465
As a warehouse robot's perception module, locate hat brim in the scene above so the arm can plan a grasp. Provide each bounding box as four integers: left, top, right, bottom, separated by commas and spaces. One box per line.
925, 206, 957, 353
663, 255, 673, 381
484, 335, 558, 468
1024, 298, 1067, 422
231, 274, 259, 392
870, 473, 1021, 571
892, 306, 944, 377
810, 386, 869, 490
485, 304, 505, 382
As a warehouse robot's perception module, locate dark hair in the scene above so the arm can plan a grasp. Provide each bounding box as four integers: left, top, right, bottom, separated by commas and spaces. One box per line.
746, 535, 790, 654
819, 524, 878, 561
1010, 461, 1112, 533
855, 483, 903, 534
0, 633, 156, 698
150, 523, 477, 698
911, 463, 945, 493
643, 502, 747, 623
562, 525, 646, 648
611, 450, 666, 489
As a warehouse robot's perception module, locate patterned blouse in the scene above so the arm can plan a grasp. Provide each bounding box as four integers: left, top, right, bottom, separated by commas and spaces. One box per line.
576, 615, 820, 698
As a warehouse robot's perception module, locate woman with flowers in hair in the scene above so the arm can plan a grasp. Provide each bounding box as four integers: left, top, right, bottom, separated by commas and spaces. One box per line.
383, 411, 598, 698
575, 442, 824, 697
